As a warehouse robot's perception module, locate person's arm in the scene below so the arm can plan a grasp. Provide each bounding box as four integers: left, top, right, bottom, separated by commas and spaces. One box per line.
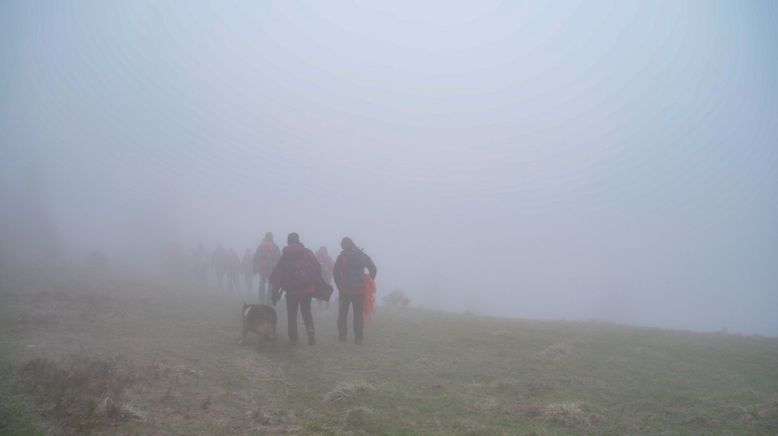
269, 251, 287, 304
333, 254, 344, 291
365, 254, 377, 280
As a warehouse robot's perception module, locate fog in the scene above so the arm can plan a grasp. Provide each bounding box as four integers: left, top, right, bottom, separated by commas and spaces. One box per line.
2, 1, 776, 335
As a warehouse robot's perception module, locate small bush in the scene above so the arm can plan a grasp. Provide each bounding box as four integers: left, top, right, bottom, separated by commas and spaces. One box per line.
384, 289, 411, 308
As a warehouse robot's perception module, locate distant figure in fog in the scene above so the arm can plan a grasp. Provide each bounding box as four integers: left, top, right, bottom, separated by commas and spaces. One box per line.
254, 232, 281, 303
270, 232, 320, 345
315, 246, 334, 308
212, 244, 227, 289
334, 237, 377, 344
242, 249, 254, 295
226, 248, 241, 292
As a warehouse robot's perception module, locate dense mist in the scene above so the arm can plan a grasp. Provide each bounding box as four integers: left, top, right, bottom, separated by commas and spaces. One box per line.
2, 1, 776, 335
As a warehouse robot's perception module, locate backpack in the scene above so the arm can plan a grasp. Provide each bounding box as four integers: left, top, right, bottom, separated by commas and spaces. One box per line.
341, 248, 368, 291
285, 249, 319, 290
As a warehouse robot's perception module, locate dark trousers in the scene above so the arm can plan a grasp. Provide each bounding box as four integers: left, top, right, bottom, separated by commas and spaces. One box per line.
286, 293, 314, 343
338, 293, 364, 342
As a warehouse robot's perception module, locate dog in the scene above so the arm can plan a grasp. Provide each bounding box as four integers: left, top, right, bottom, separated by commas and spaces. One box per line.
240, 302, 277, 350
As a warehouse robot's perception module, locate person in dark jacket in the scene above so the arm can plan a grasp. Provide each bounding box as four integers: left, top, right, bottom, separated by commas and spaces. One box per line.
254, 232, 281, 304
334, 237, 377, 344
270, 233, 320, 345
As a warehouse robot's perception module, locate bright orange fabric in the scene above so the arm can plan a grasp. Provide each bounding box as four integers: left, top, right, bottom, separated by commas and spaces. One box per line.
363, 275, 376, 321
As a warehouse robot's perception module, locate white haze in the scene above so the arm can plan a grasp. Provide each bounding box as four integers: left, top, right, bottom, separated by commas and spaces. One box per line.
1, 1, 777, 335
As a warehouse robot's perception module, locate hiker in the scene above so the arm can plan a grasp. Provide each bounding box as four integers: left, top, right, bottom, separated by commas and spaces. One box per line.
334, 237, 377, 344
226, 248, 241, 292
315, 246, 334, 308
253, 232, 281, 304
212, 244, 227, 289
242, 248, 254, 295
270, 232, 320, 345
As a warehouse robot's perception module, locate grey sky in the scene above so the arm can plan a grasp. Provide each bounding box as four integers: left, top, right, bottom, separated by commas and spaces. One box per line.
2, 1, 777, 334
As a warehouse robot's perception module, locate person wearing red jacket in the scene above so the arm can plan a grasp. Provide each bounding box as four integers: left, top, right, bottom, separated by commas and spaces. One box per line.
270, 233, 321, 345
253, 232, 281, 304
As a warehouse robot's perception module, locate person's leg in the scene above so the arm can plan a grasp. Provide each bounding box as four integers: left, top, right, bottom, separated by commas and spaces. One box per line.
300, 296, 315, 345
353, 294, 365, 344
286, 293, 299, 343
337, 293, 351, 341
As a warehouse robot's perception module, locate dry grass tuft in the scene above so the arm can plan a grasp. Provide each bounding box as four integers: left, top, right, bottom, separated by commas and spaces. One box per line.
322, 380, 374, 404
519, 401, 595, 427
16, 351, 143, 432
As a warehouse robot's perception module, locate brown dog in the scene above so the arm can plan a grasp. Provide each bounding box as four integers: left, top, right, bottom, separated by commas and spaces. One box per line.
240, 303, 277, 350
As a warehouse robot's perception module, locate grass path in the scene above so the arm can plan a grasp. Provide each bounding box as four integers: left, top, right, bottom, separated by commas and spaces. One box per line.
1, 268, 777, 434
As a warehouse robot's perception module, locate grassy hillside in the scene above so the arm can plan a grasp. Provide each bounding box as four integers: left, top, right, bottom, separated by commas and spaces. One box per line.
1, 267, 777, 435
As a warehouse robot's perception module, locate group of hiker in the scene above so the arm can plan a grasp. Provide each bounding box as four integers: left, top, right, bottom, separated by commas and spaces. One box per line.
166, 232, 378, 344
171, 243, 255, 292
259, 232, 378, 345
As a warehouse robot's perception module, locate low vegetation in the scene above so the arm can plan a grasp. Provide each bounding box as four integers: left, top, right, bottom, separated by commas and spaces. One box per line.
1, 267, 777, 434
383, 289, 411, 308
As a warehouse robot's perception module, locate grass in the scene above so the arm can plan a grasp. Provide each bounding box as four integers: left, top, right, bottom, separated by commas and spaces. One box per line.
0, 369, 42, 436
1, 266, 777, 434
